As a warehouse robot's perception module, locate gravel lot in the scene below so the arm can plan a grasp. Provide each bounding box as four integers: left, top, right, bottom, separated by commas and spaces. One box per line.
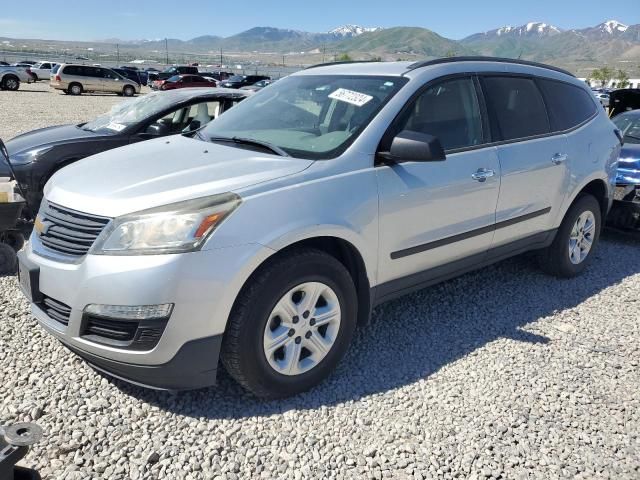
1, 82, 639, 480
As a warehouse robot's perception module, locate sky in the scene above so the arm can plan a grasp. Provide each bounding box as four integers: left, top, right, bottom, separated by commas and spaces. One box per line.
1, 0, 640, 41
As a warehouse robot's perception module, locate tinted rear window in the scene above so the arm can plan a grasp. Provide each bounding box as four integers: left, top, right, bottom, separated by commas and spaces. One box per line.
537, 79, 597, 132
482, 76, 550, 141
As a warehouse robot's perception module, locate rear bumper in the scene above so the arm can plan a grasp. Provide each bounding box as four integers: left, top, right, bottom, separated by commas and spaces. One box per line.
62, 335, 223, 390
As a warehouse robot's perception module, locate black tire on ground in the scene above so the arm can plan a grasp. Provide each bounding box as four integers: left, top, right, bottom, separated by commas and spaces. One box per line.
62, 89, 69, 94
123, 85, 135, 97
538, 193, 602, 278
68, 83, 82, 95
1, 232, 25, 252
0, 243, 18, 275
221, 248, 358, 399
2, 75, 20, 91
32, 73, 39, 81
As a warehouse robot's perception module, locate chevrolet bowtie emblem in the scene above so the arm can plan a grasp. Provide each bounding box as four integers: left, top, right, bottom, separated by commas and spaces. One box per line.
34, 216, 51, 235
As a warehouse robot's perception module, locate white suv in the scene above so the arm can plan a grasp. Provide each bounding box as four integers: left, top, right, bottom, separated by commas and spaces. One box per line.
18, 58, 620, 398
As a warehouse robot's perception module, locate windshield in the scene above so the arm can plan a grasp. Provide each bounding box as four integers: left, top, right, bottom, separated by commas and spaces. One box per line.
166, 75, 181, 83
82, 92, 180, 134
227, 75, 245, 82
201, 75, 406, 159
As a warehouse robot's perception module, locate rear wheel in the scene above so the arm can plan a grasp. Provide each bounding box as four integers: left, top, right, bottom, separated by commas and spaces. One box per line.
123, 85, 135, 97
538, 194, 601, 278
222, 248, 358, 398
69, 83, 82, 95
2, 75, 20, 91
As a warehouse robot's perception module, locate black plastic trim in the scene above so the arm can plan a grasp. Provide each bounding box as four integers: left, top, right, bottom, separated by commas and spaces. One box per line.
61, 335, 222, 390
375, 229, 557, 304
406, 56, 575, 78
391, 207, 551, 259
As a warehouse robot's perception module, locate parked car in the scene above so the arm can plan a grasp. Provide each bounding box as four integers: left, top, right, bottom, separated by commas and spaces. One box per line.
156, 74, 216, 90
112, 68, 141, 86
220, 74, 270, 89
594, 92, 610, 108
49, 64, 60, 82
50, 64, 140, 96
609, 89, 640, 118
17, 58, 619, 398
154, 65, 199, 83
28, 62, 56, 81
0, 88, 249, 216
0, 61, 9, 66
608, 110, 640, 230
240, 79, 273, 92
0, 65, 34, 91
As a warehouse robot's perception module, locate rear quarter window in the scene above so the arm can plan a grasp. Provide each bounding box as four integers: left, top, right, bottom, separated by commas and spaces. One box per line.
537, 79, 597, 132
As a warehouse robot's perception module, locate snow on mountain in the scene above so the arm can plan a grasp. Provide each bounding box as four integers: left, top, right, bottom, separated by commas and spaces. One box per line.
597, 20, 628, 34
328, 25, 382, 37
469, 21, 562, 40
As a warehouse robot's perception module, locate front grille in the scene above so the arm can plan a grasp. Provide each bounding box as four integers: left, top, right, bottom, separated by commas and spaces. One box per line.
41, 295, 71, 326
37, 201, 111, 257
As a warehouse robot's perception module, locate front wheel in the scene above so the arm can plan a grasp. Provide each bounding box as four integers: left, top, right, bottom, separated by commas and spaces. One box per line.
2, 76, 20, 91
221, 248, 357, 398
123, 85, 135, 97
538, 194, 602, 278
68, 83, 82, 95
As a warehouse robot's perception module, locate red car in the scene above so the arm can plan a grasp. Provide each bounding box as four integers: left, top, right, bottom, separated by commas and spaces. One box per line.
156, 74, 216, 91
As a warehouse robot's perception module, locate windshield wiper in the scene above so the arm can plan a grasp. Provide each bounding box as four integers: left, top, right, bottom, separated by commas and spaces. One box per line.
209, 136, 289, 157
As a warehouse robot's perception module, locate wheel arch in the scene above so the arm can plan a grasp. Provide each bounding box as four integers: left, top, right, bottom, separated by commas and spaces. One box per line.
233, 234, 374, 328
567, 177, 610, 221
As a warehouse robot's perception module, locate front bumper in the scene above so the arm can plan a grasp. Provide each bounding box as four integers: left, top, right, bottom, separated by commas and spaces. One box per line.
608, 184, 640, 230
21, 236, 273, 387
62, 335, 222, 390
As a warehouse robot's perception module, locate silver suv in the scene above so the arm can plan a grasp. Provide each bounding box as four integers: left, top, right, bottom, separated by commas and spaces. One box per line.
18, 58, 620, 398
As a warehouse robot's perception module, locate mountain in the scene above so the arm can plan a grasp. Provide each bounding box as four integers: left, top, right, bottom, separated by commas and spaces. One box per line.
328, 25, 382, 38
465, 22, 563, 42
461, 19, 640, 69
335, 27, 471, 57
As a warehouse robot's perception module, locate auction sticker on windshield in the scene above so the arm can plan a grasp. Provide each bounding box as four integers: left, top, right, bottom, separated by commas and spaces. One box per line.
329, 88, 373, 107
106, 122, 126, 132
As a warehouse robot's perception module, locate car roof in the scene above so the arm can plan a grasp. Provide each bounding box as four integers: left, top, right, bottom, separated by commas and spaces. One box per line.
149, 87, 251, 101
297, 57, 575, 79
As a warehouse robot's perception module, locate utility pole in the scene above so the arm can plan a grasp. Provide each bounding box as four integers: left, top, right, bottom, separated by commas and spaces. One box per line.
322, 44, 326, 63
116, 44, 119, 65
165, 38, 169, 66
282, 55, 285, 67
220, 48, 223, 67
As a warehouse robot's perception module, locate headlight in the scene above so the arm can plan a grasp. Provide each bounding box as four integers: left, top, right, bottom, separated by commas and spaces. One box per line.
10, 146, 54, 165
91, 193, 241, 255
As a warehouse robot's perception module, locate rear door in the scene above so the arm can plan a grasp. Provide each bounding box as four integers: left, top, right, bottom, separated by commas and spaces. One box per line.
480, 75, 569, 247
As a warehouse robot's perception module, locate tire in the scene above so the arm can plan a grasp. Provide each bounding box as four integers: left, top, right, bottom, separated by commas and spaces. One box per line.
123, 85, 134, 97
69, 83, 82, 95
32, 73, 39, 81
0, 243, 18, 275
2, 75, 20, 91
221, 248, 358, 398
0, 232, 25, 252
538, 194, 602, 278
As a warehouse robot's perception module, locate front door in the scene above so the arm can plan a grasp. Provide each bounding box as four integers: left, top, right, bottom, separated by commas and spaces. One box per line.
377, 76, 500, 288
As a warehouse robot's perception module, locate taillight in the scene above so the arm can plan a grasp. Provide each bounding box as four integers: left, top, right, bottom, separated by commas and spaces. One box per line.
55, 75, 61, 82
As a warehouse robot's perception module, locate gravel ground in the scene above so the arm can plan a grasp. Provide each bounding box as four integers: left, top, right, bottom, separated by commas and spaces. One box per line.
1, 82, 639, 480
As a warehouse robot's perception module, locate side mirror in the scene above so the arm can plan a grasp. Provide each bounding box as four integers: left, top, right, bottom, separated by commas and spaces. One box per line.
144, 123, 170, 137
378, 130, 446, 164
0, 138, 8, 162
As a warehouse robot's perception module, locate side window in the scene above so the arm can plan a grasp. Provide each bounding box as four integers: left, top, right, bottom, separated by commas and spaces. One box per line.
102, 69, 117, 79
396, 77, 484, 150
482, 76, 550, 140
537, 79, 597, 132
181, 76, 191, 83
85, 67, 101, 78
63, 66, 78, 76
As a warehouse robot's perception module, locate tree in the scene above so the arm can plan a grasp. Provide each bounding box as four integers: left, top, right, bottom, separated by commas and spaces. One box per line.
614, 69, 630, 89
445, 49, 457, 58
591, 67, 614, 87
336, 53, 353, 62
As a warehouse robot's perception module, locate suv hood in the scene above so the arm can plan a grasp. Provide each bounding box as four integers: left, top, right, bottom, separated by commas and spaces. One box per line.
45, 134, 313, 217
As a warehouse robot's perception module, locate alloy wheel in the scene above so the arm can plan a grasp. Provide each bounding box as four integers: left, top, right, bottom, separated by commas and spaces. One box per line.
568, 211, 596, 265
263, 282, 341, 376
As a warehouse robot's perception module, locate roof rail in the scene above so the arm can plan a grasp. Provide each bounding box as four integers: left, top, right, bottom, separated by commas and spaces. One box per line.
406, 56, 575, 77
304, 60, 378, 70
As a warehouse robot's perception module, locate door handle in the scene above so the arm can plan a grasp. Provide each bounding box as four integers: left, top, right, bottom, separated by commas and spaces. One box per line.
551, 153, 568, 165
471, 168, 495, 182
